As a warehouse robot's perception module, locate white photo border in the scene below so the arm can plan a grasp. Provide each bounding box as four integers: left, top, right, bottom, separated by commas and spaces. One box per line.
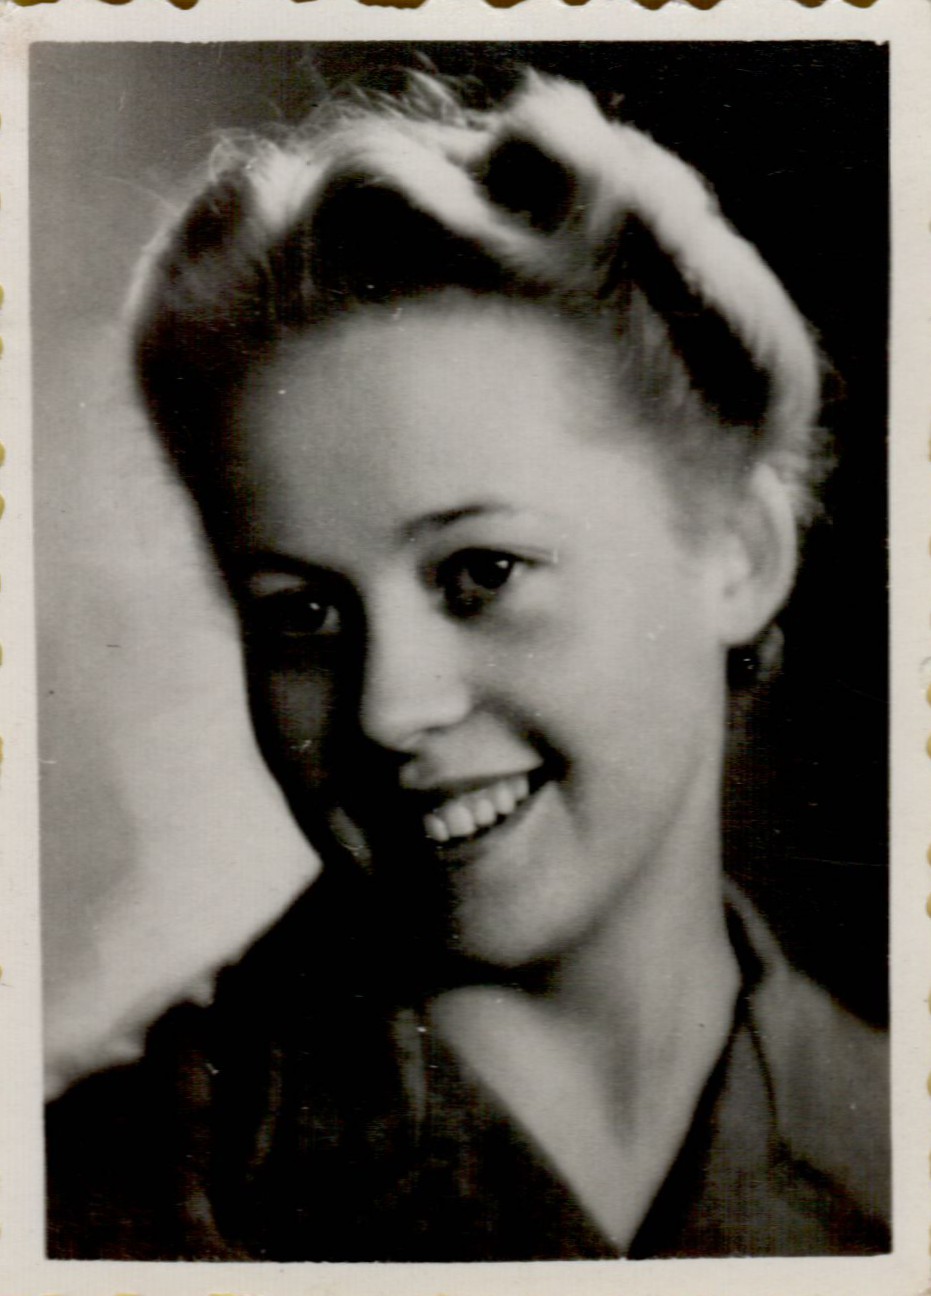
1, 1, 928, 1293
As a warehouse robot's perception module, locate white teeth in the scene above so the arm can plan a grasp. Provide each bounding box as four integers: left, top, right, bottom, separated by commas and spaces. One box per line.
445, 802, 478, 838
473, 798, 497, 828
492, 783, 516, 816
424, 813, 451, 843
423, 772, 538, 843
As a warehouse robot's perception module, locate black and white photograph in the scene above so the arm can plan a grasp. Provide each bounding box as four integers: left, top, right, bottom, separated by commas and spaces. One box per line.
0, 6, 927, 1292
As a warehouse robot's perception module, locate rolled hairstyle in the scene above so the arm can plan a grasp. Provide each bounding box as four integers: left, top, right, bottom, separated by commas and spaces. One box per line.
133, 69, 824, 544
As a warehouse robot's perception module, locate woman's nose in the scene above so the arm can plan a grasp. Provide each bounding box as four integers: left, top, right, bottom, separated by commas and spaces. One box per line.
358, 600, 472, 753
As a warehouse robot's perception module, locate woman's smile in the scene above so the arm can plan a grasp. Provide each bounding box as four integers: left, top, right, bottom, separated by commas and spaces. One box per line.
372, 765, 551, 857
422, 771, 535, 844
224, 296, 736, 969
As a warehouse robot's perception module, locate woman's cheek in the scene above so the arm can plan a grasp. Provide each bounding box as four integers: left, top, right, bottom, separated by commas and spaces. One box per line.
248, 658, 338, 787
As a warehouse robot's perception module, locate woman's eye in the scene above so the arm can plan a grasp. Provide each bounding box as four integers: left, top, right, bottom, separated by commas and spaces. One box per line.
248, 593, 342, 641
438, 549, 523, 617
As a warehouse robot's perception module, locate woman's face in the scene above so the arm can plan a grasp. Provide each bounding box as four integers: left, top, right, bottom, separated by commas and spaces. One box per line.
221, 300, 735, 972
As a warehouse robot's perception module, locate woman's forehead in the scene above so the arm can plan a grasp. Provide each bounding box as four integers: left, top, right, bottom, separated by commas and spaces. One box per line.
274, 293, 613, 386
241, 297, 634, 464
223, 299, 681, 561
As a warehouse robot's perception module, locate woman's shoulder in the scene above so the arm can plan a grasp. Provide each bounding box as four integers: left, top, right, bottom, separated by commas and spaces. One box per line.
631, 888, 889, 1259
46, 997, 234, 1259
734, 890, 890, 1228
44, 887, 296, 1259
45, 873, 385, 1259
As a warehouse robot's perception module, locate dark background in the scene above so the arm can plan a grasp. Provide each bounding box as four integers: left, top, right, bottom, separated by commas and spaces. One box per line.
34, 41, 888, 1030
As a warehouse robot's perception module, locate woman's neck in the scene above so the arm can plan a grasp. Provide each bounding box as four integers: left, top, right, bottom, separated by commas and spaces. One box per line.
428, 823, 740, 1252
548, 812, 737, 1075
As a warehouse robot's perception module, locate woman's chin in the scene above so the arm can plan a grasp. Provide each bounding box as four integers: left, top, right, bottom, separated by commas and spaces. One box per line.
390, 780, 568, 965
312, 780, 615, 978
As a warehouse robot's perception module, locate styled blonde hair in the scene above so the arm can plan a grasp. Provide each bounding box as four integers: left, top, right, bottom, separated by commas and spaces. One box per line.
133, 69, 824, 528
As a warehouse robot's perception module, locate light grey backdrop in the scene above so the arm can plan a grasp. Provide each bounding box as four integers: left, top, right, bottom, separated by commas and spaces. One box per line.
33, 44, 328, 1097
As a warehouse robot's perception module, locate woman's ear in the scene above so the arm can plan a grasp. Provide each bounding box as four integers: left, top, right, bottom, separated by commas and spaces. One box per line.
712, 462, 798, 647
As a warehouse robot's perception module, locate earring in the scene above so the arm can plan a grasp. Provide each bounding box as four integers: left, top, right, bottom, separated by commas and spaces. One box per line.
727, 622, 784, 692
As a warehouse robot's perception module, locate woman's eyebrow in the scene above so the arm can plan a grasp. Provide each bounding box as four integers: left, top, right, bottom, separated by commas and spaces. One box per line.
402, 502, 520, 541
225, 551, 341, 586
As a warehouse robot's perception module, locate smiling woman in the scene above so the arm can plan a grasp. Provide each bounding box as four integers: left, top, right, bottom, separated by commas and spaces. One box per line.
231, 300, 750, 983
45, 59, 889, 1261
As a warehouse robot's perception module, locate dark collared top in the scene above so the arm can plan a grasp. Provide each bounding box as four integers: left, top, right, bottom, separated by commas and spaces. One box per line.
46, 876, 890, 1261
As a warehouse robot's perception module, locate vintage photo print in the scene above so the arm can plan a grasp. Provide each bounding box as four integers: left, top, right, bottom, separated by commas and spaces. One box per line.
1, 3, 929, 1294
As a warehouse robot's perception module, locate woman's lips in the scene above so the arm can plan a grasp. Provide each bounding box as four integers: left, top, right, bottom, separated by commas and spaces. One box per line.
326, 764, 552, 861
423, 773, 531, 844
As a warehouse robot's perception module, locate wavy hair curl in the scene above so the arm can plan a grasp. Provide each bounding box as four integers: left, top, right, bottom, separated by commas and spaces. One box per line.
133, 69, 825, 540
